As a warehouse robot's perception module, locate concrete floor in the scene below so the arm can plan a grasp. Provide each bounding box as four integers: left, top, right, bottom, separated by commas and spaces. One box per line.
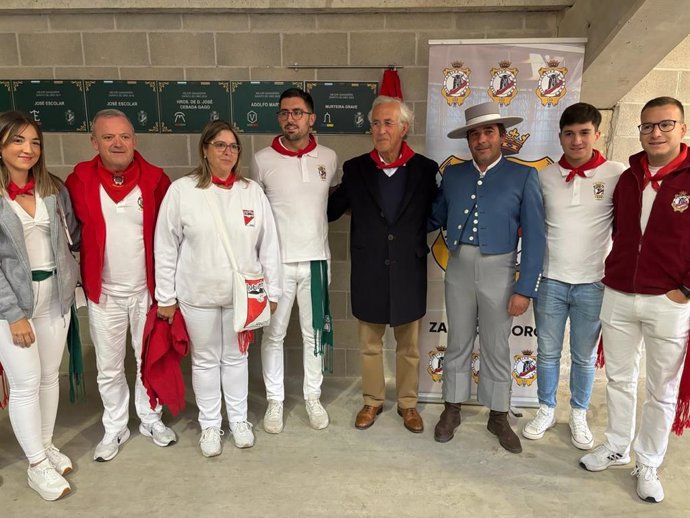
1, 373, 690, 517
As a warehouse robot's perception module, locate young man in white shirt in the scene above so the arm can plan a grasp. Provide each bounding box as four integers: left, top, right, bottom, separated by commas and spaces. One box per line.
250, 88, 338, 433
523, 103, 625, 449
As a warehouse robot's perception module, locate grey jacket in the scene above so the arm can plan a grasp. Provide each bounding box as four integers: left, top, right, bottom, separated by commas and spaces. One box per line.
0, 183, 81, 323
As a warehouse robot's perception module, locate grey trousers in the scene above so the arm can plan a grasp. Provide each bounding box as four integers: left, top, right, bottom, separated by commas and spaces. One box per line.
442, 245, 516, 412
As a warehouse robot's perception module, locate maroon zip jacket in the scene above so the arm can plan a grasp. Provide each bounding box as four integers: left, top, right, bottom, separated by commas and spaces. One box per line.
603, 148, 690, 294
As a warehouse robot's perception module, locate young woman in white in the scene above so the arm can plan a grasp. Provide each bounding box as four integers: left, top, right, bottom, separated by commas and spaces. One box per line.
154, 120, 281, 456
0, 111, 80, 500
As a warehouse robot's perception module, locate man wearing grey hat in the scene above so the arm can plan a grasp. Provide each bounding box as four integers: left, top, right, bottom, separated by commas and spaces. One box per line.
429, 101, 545, 453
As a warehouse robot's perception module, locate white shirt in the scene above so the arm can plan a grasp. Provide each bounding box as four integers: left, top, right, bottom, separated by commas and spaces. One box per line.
538, 160, 626, 284
154, 176, 282, 308
250, 141, 338, 263
640, 165, 661, 234
100, 186, 147, 296
9, 192, 55, 271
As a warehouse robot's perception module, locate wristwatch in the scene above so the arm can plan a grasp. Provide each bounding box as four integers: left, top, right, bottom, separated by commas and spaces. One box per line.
679, 285, 690, 300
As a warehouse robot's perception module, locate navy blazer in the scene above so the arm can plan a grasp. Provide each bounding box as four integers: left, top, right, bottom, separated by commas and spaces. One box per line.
429, 157, 545, 297
328, 152, 438, 326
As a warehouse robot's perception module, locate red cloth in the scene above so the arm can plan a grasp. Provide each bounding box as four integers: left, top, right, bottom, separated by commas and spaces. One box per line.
368, 142, 416, 170
641, 143, 688, 191
6, 179, 35, 200
211, 174, 237, 188
380, 69, 403, 100
602, 147, 690, 435
96, 157, 141, 203
559, 150, 607, 183
270, 135, 317, 157
141, 304, 190, 416
65, 151, 171, 303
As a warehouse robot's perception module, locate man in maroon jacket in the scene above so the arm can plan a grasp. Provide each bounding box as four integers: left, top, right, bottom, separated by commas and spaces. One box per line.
66, 110, 176, 462
579, 97, 690, 504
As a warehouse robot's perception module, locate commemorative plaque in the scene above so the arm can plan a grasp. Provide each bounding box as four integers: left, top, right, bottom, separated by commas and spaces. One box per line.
85, 80, 159, 132
306, 81, 378, 134
230, 81, 303, 134
159, 81, 230, 133
13, 80, 88, 132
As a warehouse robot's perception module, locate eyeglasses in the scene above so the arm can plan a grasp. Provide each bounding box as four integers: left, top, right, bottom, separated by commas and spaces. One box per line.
638, 120, 679, 135
276, 109, 312, 121
209, 141, 241, 153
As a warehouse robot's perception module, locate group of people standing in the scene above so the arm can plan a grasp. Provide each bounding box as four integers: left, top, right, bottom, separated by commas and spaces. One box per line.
0, 89, 687, 506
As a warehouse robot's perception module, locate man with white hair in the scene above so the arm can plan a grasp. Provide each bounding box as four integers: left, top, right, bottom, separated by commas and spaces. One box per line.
328, 96, 438, 433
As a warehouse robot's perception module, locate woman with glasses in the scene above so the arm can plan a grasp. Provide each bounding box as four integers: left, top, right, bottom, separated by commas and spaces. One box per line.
0, 111, 80, 500
154, 120, 281, 457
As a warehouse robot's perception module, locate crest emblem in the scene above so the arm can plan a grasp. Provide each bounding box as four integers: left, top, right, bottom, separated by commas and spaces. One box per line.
672, 191, 690, 213
471, 351, 481, 384
535, 57, 568, 107
138, 110, 148, 126
441, 61, 472, 106
112, 175, 124, 186
137, 196, 143, 211
512, 349, 537, 387
427, 346, 446, 383
354, 111, 365, 128
318, 165, 327, 181
65, 109, 75, 126
488, 60, 518, 106
593, 181, 605, 200
243, 209, 255, 226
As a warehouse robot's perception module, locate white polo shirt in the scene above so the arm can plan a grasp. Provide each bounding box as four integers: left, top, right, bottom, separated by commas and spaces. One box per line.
250, 140, 338, 263
538, 159, 626, 284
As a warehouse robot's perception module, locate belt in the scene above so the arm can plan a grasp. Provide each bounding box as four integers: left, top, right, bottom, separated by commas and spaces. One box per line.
31, 270, 55, 282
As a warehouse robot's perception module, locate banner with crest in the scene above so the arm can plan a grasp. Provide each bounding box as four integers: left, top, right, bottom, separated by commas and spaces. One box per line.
421, 39, 586, 406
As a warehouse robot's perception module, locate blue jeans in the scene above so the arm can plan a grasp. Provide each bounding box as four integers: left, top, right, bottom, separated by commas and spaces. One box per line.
534, 278, 604, 410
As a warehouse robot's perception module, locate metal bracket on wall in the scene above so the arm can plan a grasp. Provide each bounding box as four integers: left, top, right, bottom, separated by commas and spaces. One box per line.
289, 63, 402, 71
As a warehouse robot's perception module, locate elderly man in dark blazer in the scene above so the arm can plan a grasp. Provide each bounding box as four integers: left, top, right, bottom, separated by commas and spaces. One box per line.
429, 101, 545, 454
328, 95, 438, 433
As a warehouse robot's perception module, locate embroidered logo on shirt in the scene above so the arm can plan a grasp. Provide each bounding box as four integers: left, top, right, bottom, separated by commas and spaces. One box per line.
672, 191, 690, 213
318, 165, 327, 181
243, 209, 255, 226
137, 197, 143, 211
593, 182, 605, 200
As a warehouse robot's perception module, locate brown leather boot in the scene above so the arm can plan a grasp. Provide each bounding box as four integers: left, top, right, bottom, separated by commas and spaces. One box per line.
487, 410, 522, 453
434, 402, 462, 443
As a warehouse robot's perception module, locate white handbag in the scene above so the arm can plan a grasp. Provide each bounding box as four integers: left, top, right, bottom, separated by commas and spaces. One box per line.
203, 187, 271, 335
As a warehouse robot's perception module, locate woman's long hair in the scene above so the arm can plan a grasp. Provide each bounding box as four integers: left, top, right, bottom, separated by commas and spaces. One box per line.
0, 111, 62, 197
189, 120, 246, 189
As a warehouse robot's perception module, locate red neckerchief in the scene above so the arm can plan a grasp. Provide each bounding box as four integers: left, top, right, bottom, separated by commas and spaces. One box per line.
211, 174, 237, 188
641, 143, 688, 191
559, 149, 607, 183
270, 134, 317, 157
97, 157, 141, 203
6, 178, 35, 200
368, 141, 416, 170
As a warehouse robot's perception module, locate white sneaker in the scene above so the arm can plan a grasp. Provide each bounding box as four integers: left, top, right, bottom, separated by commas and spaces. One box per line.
569, 408, 594, 450
522, 404, 556, 440
632, 463, 664, 503
230, 421, 255, 449
139, 420, 177, 447
263, 399, 284, 434
305, 397, 329, 430
93, 428, 131, 462
579, 444, 631, 472
199, 427, 224, 458
27, 459, 71, 501
45, 445, 73, 476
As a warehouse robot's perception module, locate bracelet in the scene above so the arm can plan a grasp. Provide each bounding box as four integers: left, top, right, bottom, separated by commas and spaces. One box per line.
679, 285, 690, 300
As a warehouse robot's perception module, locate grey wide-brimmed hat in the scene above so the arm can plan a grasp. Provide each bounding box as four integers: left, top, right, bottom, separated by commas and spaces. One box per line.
447, 101, 523, 139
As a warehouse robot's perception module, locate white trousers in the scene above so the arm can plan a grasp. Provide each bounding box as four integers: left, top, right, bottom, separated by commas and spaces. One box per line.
0, 276, 69, 464
261, 261, 323, 401
180, 302, 248, 429
600, 287, 690, 467
88, 288, 161, 434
